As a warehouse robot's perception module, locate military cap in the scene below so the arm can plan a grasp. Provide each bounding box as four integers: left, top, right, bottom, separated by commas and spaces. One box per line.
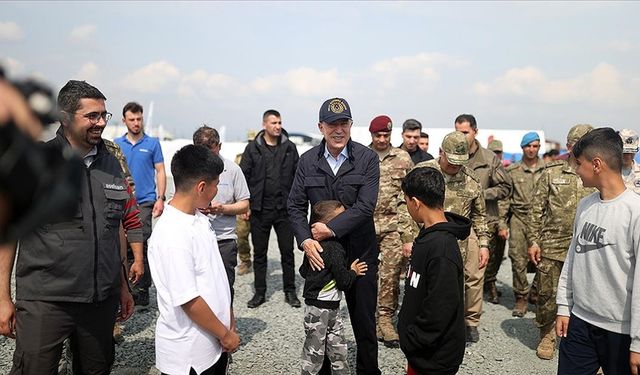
369, 115, 393, 133
441, 131, 469, 165
247, 130, 256, 141
319, 98, 352, 124
619, 128, 639, 154
488, 139, 503, 152
567, 124, 593, 144
520, 132, 540, 148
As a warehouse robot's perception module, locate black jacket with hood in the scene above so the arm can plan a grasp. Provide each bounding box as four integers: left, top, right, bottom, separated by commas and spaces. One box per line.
398, 212, 471, 375
239, 129, 299, 212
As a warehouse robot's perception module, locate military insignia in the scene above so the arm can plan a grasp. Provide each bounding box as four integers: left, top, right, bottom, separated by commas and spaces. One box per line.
328, 99, 346, 114
552, 178, 569, 185
625, 137, 635, 145
386, 122, 392, 131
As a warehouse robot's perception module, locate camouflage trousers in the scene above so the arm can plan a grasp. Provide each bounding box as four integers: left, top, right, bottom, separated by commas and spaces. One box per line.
377, 231, 406, 320
484, 224, 506, 285
508, 215, 531, 296
236, 216, 251, 263
301, 305, 350, 375
535, 257, 563, 328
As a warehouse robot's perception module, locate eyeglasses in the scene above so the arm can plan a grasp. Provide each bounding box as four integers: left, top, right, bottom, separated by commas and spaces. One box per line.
67, 111, 112, 124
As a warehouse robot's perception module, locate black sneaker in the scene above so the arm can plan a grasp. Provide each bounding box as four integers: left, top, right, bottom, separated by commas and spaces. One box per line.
247, 293, 266, 308
284, 292, 301, 308
466, 326, 479, 343
134, 289, 150, 311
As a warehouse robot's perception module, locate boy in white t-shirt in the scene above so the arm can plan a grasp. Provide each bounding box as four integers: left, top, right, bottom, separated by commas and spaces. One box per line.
149, 144, 240, 375
556, 128, 640, 375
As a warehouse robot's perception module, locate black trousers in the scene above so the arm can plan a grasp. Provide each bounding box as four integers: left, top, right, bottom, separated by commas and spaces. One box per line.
161, 352, 229, 375
559, 313, 632, 375
10, 295, 119, 375
217, 239, 238, 300
127, 201, 153, 291
249, 208, 295, 295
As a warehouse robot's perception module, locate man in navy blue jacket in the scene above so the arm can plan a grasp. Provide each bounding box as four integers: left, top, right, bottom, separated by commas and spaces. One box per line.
288, 97, 381, 375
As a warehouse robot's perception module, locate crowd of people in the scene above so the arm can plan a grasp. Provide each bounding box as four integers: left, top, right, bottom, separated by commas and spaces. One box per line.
1, 78, 640, 375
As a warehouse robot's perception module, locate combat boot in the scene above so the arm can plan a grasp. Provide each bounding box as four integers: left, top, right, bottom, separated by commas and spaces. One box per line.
484, 281, 500, 304
536, 324, 556, 360
377, 317, 400, 348
512, 294, 528, 317
237, 260, 252, 276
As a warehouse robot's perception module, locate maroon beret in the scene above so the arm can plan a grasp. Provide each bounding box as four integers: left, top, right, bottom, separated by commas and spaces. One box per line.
369, 115, 393, 133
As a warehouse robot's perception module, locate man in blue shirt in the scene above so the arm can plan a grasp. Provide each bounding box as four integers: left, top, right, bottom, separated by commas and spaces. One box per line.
115, 102, 166, 309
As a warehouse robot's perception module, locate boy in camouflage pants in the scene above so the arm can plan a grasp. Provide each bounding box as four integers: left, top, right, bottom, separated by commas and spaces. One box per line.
300, 201, 367, 375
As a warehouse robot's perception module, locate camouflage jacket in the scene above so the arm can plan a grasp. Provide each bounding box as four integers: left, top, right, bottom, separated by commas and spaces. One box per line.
370, 146, 414, 243
466, 140, 512, 228
104, 139, 135, 195
413, 159, 490, 248
103, 139, 142, 241
527, 159, 595, 261
498, 158, 546, 227
623, 160, 640, 195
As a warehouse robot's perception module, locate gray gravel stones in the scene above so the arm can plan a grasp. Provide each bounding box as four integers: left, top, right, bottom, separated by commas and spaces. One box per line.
0, 236, 558, 374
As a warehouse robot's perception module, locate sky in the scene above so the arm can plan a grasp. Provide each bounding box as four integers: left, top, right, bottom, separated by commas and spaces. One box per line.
2, 1, 639, 143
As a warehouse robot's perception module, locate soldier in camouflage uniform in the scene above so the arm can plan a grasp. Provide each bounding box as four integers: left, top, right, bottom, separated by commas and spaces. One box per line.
367, 115, 414, 348
498, 132, 545, 317
413, 132, 490, 266
527, 124, 595, 360
236, 130, 256, 275
454, 114, 512, 343
619, 128, 640, 194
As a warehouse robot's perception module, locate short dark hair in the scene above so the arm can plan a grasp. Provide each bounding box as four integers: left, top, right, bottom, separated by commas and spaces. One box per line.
454, 114, 477, 130
171, 144, 224, 192
122, 102, 143, 117
58, 80, 106, 124
263, 109, 281, 121
572, 127, 623, 172
193, 125, 220, 147
420, 132, 429, 139
401, 167, 445, 209
310, 200, 344, 224
402, 119, 422, 132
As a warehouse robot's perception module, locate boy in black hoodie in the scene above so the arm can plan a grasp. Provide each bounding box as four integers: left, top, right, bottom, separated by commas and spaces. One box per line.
398, 167, 471, 375
299, 200, 368, 375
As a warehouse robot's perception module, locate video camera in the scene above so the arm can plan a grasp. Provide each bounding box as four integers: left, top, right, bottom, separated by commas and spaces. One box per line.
0, 67, 83, 244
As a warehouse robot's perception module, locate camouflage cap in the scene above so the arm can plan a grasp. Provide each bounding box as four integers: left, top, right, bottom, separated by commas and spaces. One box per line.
247, 130, 257, 141
488, 139, 503, 152
441, 131, 469, 165
567, 124, 593, 145
619, 128, 639, 154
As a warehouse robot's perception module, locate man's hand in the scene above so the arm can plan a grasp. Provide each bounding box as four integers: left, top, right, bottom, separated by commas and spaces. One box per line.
311, 222, 333, 241
556, 315, 570, 338
221, 329, 240, 353
208, 201, 224, 215
128, 260, 144, 285
350, 259, 368, 276
152, 199, 165, 218
240, 210, 251, 221
630, 351, 640, 375
117, 288, 135, 322
0, 299, 16, 339
402, 243, 413, 258
302, 239, 324, 271
478, 247, 490, 269
497, 229, 509, 240
528, 245, 542, 265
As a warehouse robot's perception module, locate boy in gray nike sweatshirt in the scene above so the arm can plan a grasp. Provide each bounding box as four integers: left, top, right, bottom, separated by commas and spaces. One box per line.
556, 128, 640, 375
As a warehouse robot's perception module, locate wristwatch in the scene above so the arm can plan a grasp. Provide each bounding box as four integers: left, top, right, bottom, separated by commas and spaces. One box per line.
158, 195, 166, 201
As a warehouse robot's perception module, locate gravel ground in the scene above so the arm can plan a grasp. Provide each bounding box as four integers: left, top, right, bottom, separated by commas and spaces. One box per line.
0, 234, 558, 374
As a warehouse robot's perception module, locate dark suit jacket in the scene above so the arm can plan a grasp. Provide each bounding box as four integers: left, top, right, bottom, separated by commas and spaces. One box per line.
287, 139, 380, 262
